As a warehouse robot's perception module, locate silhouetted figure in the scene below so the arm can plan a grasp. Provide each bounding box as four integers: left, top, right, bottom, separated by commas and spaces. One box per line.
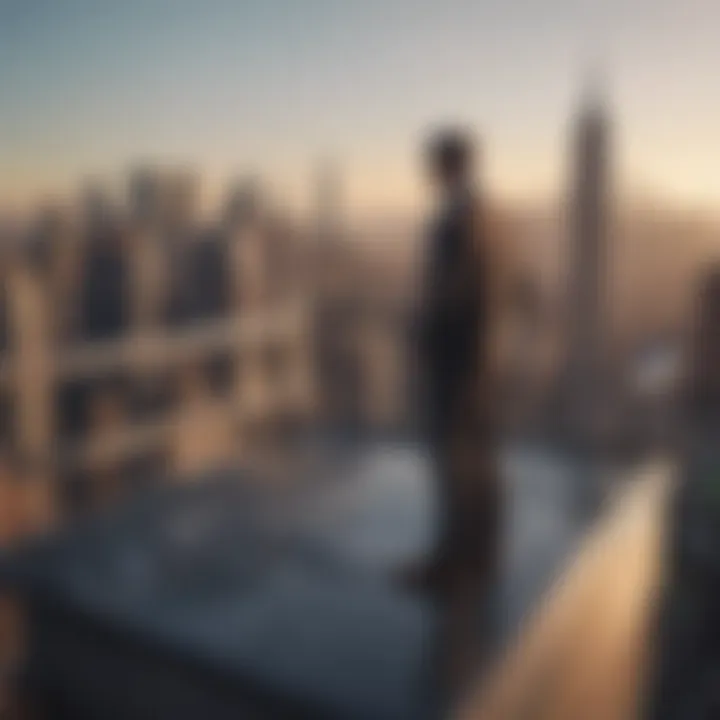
417, 129, 503, 712
647, 266, 720, 719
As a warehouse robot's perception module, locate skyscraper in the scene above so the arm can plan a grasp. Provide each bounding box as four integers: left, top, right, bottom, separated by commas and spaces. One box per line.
81, 180, 114, 232
311, 160, 360, 439
164, 169, 199, 230
224, 177, 262, 230
128, 167, 199, 230
129, 167, 162, 226
316, 160, 343, 248
564, 83, 611, 460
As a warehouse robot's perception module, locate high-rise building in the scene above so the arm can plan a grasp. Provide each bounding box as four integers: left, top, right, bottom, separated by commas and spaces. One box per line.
128, 166, 199, 230
164, 169, 199, 230
128, 167, 162, 226
564, 83, 611, 454
316, 161, 343, 247
313, 160, 349, 301
691, 266, 720, 412
311, 161, 359, 436
224, 177, 261, 230
81, 181, 114, 232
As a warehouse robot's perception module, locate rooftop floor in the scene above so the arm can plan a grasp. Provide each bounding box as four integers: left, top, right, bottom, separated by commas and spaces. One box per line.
7, 441, 653, 718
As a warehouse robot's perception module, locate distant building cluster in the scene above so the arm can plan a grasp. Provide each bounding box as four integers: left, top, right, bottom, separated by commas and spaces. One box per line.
0, 87, 709, 533
0, 167, 320, 519
0, 165, 419, 528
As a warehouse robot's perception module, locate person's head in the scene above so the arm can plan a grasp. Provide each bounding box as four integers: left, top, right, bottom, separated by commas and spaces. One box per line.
425, 128, 477, 193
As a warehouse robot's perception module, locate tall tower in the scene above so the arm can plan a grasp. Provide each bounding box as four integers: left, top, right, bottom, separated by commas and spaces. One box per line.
313, 160, 346, 301
316, 160, 343, 248
565, 82, 611, 456
225, 177, 261, 230
224, 177, 266, 312
312, 160, 359, 439
129, 167, 162, 227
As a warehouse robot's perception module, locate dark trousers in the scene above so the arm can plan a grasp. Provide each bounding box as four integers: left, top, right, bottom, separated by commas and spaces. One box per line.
425, 351, 503, 714
427, 340, 501, 569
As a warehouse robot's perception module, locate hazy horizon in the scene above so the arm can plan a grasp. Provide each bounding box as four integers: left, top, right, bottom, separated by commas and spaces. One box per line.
3, 0, 720, 219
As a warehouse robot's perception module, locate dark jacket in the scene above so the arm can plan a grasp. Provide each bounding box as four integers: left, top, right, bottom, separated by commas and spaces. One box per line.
419, 191, 489, 440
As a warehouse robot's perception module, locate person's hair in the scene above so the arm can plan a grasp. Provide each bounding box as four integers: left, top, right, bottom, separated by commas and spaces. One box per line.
426, 129, 475, 179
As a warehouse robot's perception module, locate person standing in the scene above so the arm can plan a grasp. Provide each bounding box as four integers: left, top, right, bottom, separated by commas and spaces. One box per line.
417, 128, 511, 712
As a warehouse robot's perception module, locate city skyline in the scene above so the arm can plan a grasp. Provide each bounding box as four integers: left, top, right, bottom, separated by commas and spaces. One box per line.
2, 0, 720, 218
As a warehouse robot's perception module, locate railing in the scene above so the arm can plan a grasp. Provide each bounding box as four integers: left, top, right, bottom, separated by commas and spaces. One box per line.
0, 305, 306, 385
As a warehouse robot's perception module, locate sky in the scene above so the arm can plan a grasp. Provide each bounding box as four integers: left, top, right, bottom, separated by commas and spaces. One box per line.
1, 0, 719, 218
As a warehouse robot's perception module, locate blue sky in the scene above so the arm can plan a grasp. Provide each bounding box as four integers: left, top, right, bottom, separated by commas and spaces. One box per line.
2, 0, 719, 216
